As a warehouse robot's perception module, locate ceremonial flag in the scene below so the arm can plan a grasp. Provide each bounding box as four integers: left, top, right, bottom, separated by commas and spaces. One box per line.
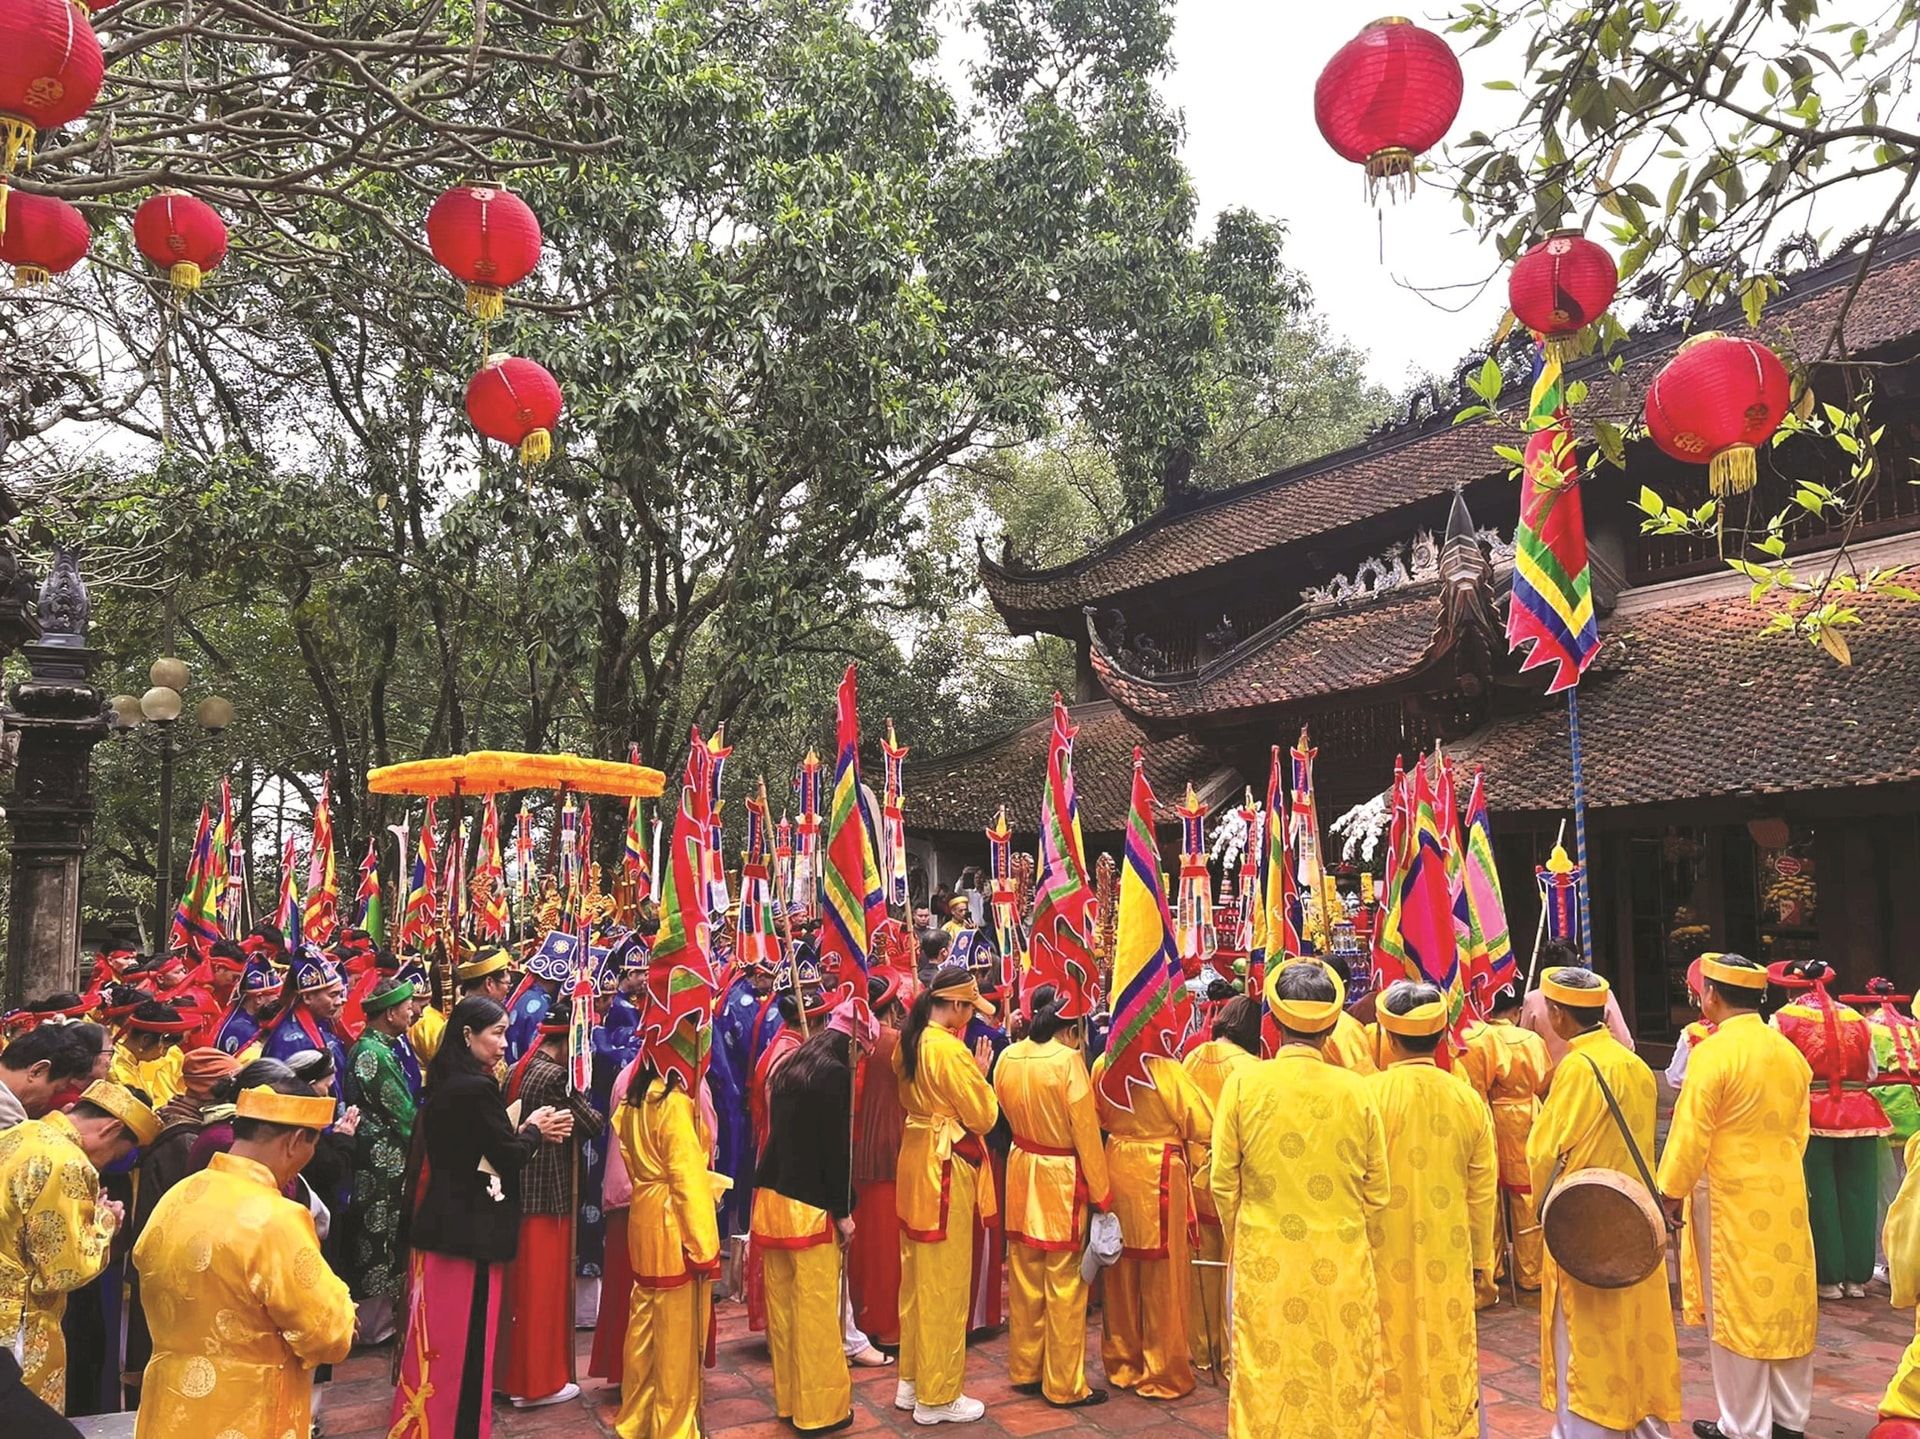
303, 777, 339, 944
1289, 729, 1327, 952
400, 800, 438, 951
1378, 763, 1463, 1017
474, 795, 510, 940
1370, 756, 1409, 992
881, 721, 910, 910
1508, 338, 1601, 691
355, 835, 383, 943
1230, 790, 1260, 956
1173, 785, 1213, 975
1029, 698, 1098, 1010
513, 805, 534, 914
1098, 750, 1185, 1111
643, 732, 719, 1092
819, 665, 882, 989
706, 730, 731, 916
222, 779, 247, 934
558, 794, 580, 919
623, 744, 652, 905
1460, 767, 1514, 1011
170, 804, 223, 954
274, 833, 304, 948
794, 752, 823, 915
985, 808, 1022, 975
738, 792, 779, 970
1258, 747, 1300, 965
439, 812, 466, 941
774, 814, 795, 911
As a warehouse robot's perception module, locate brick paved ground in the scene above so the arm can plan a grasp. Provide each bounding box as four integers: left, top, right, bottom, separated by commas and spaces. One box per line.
322, 1281, 1906, 1439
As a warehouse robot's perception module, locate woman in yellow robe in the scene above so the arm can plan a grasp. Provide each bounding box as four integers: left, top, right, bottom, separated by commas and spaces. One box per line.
132, 1079, 354, 1439
1091, 1045, 1211, 1400
1462, 986, 1553, 1303
993, 982, 1111, 1407
1368, 983, 1498, 1439
893, 964, 998, 1423
1212, 959, 1388, 1439
1181, 993, 1261, 1374
1529, 969, 1682, 1437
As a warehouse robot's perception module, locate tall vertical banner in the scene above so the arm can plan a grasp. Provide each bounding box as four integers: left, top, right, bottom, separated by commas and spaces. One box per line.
1260, 747, 1299, 967
1098, 750, 1185, 1111
738, 794, 780, 971
474, 795, 510, 941
303, 777, 339, 944
170, 803, 223, 954
985, 808, 1022, 977
794, 753, 823, 916
819, 665, 881, 996
1028, 698, 1098, 1011
275, 833, 304, 948
881, 721, 910, 911
705, 730, 732, 917
355, 835, 383, 942
1174, 785, 1213, 974
1460, 768, 1514, 1012
642, 734, 717, 1094
400, 800, 437, 951
1289, 729, 1327, 952
624, 741, 653, 908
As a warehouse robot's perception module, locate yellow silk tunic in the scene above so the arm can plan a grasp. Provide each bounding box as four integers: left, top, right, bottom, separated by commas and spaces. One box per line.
132, 1151, 354, 1439
1183, 1039, 1257, 1226
1655, 1010, 1815, 1360
994, 1037, 1110, 1248
894, 1025, 999, 1241
1529, 1029, 1682, 1430
1212, 1046, 1389, 1439
1093, 1052, 1212, 1257
1455, 1022, 1499, 1102
619, 1079, 723, 1286
409, 1005, 445, 1064
1877, 1132, 1920, 1417
1323, 1011, 1378, 1076
0, 1112, 119, 1405
1368, 1058, 1497, 1439
1481, 1021, 1552, 1187
110, 1043, 185, 1109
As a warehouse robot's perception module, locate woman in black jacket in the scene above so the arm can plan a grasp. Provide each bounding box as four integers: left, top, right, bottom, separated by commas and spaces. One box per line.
389, 996, 572, 1439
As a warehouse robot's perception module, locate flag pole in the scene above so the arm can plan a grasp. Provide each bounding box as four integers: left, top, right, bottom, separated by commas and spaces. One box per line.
1566, 690, 1593, 967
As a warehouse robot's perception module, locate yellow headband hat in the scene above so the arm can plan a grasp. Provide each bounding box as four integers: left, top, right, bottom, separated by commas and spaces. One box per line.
1541, 969, 1609, 1007
81, 1080, 163, 1146
931, 971, 995, 1017
1378, 996, 1451, 1037
234, 1086, 337, 1131
456, 949, 512, 982
1701, 955, 1769, 990
1264, 957, 1347, 1033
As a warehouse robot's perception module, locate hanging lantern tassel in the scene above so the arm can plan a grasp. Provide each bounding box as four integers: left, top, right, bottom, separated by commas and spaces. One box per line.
1644, 333, 1789, 502
464, 281, 505, 322
168, 260, 203, 294
0, 176, 10, 242
1364, 146, 1416, 204
519, 428, 552, 466
0, 118, 34, 176
1710, 444, 1759, 496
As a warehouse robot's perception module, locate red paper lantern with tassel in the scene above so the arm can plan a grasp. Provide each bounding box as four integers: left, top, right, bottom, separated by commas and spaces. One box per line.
466, 355, 563, 466
1314, 17, 1462, 202
426, 185, 542, 322
133, 190, 228, 294
0, 188, 86, 284
1644, 334, 1792, 496
0, 0, 103, 174
1509, 230, 1617, 358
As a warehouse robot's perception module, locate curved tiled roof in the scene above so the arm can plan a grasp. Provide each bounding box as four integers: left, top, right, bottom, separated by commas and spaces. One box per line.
1088, 584, 1449, 721
982, 237, 1920, 623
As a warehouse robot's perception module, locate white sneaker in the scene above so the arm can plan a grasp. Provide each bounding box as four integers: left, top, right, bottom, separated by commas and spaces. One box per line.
1876, 1264, 1892, 1286
894, 1381, 917, 1412
1817, 1283, 1844, 1300
1843, 1281, 1869, 1298
914, 1397, 986, 1425
509, 1382, 581, 1409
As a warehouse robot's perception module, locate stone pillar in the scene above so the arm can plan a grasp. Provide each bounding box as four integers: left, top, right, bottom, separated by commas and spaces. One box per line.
4, 551, 110, 1007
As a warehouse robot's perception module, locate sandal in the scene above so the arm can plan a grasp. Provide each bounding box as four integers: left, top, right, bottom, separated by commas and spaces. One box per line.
850, 1345, 895, 1368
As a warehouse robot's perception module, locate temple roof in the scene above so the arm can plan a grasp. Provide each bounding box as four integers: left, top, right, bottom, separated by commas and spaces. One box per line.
981, 235, 1920, 629
905, 701, 1241, 837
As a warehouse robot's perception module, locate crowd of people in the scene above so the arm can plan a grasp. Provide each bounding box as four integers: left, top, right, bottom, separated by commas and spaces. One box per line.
0, 907, 1917, 1439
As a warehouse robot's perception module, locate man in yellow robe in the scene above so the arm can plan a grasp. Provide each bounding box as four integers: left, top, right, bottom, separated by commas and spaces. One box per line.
1369, 981, 1497, 1438
1656, 954, 1815, 1439
110, 1001, 192, 1109
0, 1080, 156, 1408
1529, 967, 1682, 1438
1462, 983, 1552, 1305
133, 1077, 354, 1438
1092, 1040, 1211, 1400
993, 981, 1111, 1408
1875, 1129, 1920, 1420
1182, 993, 1260, 1374
1323, 1006, 1378, 1076
1213, 958, 1388, 1439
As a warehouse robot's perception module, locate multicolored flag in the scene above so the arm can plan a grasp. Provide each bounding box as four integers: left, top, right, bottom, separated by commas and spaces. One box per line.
640, 733, 719, 1094
1460, 767, 1514, 1012
705, 730, 732, 916
1230, 789, 1260, 956
774, 814, 795, 911
274, 833, 304, 948
1098, 750, 1186, 1112
881, 722, 910, 910
1029, 698, 1098, 1013
738, 792, 780, 971
985, 808, 1023, 976
558, 794, 581, 919
474, 795, 510, 940
303, 777, 339, 944
623, 743, 652, 906
1507, 337, 1602, 691
1173, 785, 1213, 975
514, 805, 535, 917
399, 800, 438, 951
1289, 730, 1327, 952
355, 835, 384, 943
1370, 756, 1409, 993
1377, 762, 1464, 1021
819, 665, 882, 993
222, 779, 247, 935
170, 803, 224, 954
1258, 747, 1300, 966
793, 752, 823, 915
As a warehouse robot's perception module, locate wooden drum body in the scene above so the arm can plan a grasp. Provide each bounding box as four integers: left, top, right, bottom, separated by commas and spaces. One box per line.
1540, 1166, 1665, 1289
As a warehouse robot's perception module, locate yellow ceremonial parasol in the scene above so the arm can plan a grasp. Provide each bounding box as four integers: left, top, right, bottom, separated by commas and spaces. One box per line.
367, 750, 664, 799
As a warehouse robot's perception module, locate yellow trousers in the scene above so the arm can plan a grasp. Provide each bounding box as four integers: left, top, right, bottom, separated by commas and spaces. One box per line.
1883, 1312, 1920, 1419
1188, 1222, 1228, 1372
899, 1157, 977, 1406
1007, 1241, 1092, 1404
617, 1280, 707, 1439
1101, 1185, 1194, 1399
764, 1242, 852, 1430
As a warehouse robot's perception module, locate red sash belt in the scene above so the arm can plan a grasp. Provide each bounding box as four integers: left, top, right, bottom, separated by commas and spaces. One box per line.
1012, 1136, 1075, 1157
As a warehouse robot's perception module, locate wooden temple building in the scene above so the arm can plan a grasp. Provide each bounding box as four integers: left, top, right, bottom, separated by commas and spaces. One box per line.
905, 235, 1920, 1043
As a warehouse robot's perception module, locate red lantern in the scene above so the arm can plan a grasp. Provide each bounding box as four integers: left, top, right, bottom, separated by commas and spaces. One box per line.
0, 0, 103, 174
1314, 17, 1462, 201
466, 355, 563, 466
1644, 334, 1792, 496
132, 190, 228, 294
1509, 230, 1617, 358
426, 185, 542, 322
0, 188, 86, 285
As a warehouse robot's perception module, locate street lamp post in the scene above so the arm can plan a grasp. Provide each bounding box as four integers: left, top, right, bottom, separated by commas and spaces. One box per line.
109, 657, 234, 945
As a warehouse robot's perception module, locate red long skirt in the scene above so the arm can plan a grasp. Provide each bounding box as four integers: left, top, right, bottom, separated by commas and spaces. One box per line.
847, 1179, 901, 1346
495, 1214, 573, 1401
589, 1208, 633, 1382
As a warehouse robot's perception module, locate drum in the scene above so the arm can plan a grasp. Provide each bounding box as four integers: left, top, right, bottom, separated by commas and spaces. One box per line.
1540, 1166, 1666, 1289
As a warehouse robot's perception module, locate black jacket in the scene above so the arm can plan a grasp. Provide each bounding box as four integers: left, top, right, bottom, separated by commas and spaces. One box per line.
404, 1070, 542, 1264
753, 1058, 854, 1221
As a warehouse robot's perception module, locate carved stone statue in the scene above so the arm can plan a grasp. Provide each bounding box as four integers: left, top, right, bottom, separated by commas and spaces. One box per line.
36, 549, 88, 647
